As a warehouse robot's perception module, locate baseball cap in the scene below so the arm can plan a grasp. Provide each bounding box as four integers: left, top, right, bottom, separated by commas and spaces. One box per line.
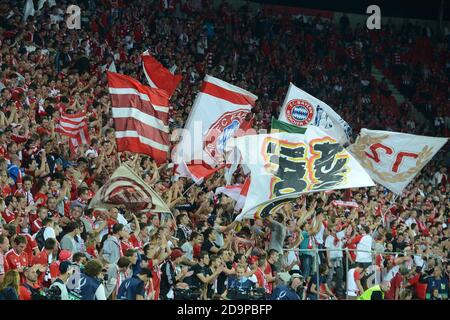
288, 265, 304, 279
59, 249, 73, 262
170, 249, 184, 261
278, 272, 291, 283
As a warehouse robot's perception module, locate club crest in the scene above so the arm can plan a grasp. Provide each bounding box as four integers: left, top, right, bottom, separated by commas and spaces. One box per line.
285, 99, 314, 127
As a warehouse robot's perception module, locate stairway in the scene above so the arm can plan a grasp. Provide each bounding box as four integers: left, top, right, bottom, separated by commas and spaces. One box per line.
371, 65, 428, 129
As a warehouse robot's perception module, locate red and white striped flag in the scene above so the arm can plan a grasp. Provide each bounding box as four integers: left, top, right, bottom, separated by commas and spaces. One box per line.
107, 71, 170, 164
235, 178, 250, 211
141, 51, 182, 97
55, 112, 89, 155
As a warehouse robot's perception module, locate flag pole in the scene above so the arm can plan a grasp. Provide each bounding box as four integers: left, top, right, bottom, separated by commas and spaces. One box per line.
182, 181, 198, 197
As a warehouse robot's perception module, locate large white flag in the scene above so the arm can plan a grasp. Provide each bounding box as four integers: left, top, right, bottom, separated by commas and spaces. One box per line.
172, 75, 257, 168
228, 127, 374, 220
348, 129, 448, 195
38, 0, 57, 10
278, 83, 352, 145
89, 164, 171, 213
23, 0, 35, 22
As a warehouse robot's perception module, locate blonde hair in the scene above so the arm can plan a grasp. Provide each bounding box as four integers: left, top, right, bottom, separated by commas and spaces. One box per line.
0, 270, 20, 293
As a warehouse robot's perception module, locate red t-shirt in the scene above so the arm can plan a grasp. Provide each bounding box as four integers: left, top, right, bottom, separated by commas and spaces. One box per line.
129, 234, 142, 249
86, 245, 98, 259
193, 244, 201, 259
31, 218, 43, 235
121, 241, 133, 254
408, 274, 427, 300
32, 250, 51, 286
385, 273, 403, 300
264, 263, 274, 294
34, 193, 48, 207
19, 283, 41, 300
148, 260, 160, 300
21, 234, 38, 263
5, 249, 29, 272
1, 209, 16, 224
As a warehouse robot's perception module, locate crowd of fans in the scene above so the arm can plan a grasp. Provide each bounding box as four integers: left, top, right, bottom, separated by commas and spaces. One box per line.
0, 0, 448, 300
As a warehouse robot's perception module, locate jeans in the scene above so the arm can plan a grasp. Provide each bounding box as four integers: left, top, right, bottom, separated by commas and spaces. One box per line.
300, 255, 313, 280
326, 258, 344, 296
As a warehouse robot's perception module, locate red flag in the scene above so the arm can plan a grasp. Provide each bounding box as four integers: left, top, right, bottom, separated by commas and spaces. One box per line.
235, 178, 250, 211
141, 51, 182, 97
55, 112, 90, 155
107, 71, 170, 164
174, 161, 225, 184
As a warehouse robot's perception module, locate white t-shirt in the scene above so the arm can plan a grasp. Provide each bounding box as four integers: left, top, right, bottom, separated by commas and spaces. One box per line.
43, 226, 56, 240
382, 265, 399, 282
283, 250, 299, 267
324, 231, 346, 259
405, 217, 416, 227
181, 242, 193, 261
356, 235, 373, 263
346, 268, 360, 296
117, 213, 130, 231
314, 223, 325, 245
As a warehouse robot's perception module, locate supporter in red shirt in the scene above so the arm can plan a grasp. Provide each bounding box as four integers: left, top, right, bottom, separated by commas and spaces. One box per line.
49, 250, 73, 280
31, 238, 57, 287
18, 265, 44, 300
20, 233, 39, 264
30, 207, 48, 235
385, 267, 410, 300
0, 235, 10, 282
5, 235, 29, 273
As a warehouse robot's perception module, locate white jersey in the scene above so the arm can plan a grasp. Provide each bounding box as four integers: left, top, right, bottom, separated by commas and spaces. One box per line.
356, 235, 373, 263
314, 223, 325, 245
346, 268, 361, 297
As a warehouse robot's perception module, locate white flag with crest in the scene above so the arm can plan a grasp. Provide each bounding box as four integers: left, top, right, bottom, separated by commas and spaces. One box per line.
278, 83, 352, 145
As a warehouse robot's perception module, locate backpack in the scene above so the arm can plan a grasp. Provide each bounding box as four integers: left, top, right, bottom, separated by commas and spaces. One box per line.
35, 227, 46, 250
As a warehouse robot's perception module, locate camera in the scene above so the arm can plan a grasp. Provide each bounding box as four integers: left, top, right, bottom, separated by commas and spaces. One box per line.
173, 286, 201, 300
31, 286, 62, 300
227, 287, 267, 300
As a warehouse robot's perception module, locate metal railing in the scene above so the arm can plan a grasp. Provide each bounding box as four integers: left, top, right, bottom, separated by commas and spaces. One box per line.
281, 247, 445, 300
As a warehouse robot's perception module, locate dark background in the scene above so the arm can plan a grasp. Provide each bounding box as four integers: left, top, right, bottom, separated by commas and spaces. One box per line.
253, 0, 450, 21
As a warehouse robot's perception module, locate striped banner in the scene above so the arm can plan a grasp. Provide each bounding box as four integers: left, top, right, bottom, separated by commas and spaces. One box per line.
55, 112, 89, 155
107, 71, 170, 164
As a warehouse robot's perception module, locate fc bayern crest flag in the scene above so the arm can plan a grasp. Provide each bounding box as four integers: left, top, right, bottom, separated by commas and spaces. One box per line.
348, 129, 448, 195
278, 83, 352, 145
227, 127, 374, 221
89, 164, 171, 213
172, 75, 257, 168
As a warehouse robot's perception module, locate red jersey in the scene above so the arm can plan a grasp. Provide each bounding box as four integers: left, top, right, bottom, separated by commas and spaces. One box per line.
32, 250, 52, 286
2, 208, 17, 224
19, 283, 41, 300
5, 249, 29, 271
255, 267, 270, 293
264, 263, 274, 294
148, 260, 161, 300
121, 241, 133, 254
21, 233, 38, 263
129, 234, 142, 249
34, 193, 48, 207
31, 218, 43, 235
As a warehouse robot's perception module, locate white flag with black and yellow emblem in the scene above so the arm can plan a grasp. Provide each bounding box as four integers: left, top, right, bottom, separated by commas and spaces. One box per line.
227, 127, 374, 221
